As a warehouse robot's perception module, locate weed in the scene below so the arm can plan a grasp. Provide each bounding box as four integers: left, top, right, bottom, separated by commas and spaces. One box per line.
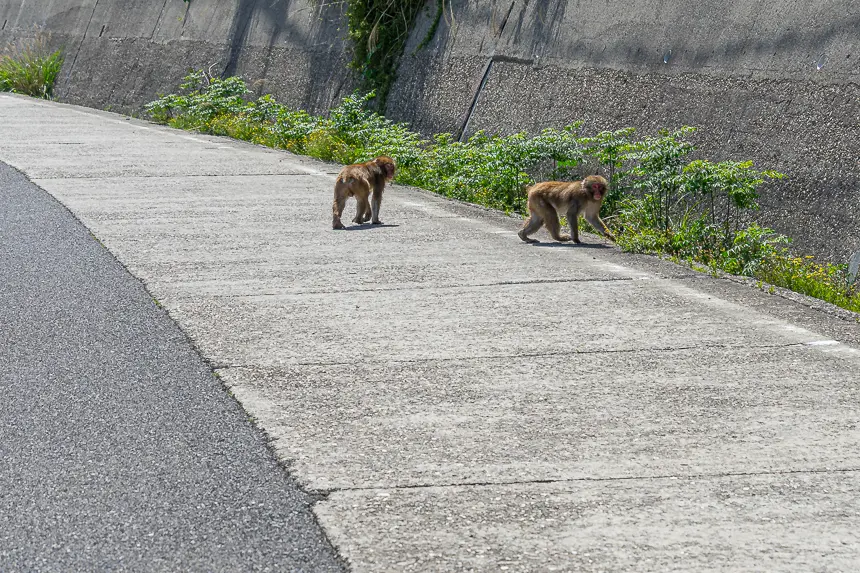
0, 33, 63, 99
309, 0, 430, 108
757, 255, 860, 312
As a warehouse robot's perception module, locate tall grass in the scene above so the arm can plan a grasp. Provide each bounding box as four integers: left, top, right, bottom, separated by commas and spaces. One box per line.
0, 35, 64, 99
145, 71, 860, 315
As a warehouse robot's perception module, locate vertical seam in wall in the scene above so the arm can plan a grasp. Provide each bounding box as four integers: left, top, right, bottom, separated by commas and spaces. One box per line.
150, 0, 170, 40
497, 1, 515, 37
458, 58, 494, 141
63, 0, 100, 98
223, 0, 259, 78
180, 1, 191, 36
457, 1, 517, 141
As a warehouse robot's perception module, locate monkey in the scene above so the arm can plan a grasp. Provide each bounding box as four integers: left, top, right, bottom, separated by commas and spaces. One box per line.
518, 175, 616, 244
332, 156, 396, 230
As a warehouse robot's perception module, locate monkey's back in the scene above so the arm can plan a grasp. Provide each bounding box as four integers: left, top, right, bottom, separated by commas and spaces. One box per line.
526, 181, 581, 212
337, 164, 370, 185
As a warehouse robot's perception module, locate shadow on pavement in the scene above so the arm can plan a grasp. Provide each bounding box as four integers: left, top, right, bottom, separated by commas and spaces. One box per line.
341, 223, 401, 231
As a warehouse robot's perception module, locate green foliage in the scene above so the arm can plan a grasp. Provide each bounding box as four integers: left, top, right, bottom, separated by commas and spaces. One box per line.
146, 71, 860, 315
0, 36, 64, 99
613, 129, 787, 280
337, 0, 428, 108
412, 126, 583, 213
577, 128, 636, 215
757, 254, 860, 313
144, 70, 250, 124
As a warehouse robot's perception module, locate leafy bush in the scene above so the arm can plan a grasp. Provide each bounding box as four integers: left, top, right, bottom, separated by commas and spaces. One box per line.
145, 71, 860, 315
757, 255, 860, 312
0, 35, 63, 99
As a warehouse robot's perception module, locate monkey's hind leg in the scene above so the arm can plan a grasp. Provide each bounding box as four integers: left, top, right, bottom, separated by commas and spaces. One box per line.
360, 203, 372, 223
353, 195, 371, 224
518, 214, 543, 243
332, 193, 348, 230
544, 210, 571, 242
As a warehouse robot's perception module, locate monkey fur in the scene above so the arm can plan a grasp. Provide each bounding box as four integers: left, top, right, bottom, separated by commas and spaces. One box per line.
518, 175, 616, 244
332, 156, 396, 230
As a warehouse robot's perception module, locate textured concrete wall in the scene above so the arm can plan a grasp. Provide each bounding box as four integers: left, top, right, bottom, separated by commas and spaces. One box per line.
0, 0, 355, 113
389, 0, 860, 262
1, 0, 857, 261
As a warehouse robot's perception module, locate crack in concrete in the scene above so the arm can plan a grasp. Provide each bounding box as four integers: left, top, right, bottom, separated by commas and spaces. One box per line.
457, 58, 494, 141
31, 172, 329, 181
457, 2, 534, 141
292, 341, 806, 367
320, 466, 860, 495
205, 276, 634, 299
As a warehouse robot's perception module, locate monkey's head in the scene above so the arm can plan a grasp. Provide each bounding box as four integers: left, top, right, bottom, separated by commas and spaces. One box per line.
375, 156, 396, 181
582, 175, 609, 201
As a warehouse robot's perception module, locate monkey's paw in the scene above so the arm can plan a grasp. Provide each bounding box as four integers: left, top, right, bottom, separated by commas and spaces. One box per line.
371, 220, 383, 225
333, 222, 346, 230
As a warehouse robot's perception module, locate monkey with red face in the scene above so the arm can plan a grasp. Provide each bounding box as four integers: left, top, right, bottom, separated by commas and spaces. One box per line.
518, 175, 616, 243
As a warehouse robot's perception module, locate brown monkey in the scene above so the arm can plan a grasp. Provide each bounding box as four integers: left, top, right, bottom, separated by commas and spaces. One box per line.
518, 175, 616, 244
332, 156, 396, 229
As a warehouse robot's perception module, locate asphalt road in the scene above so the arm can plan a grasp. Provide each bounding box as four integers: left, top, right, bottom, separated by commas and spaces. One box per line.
0, 161, 344, 571
2, 93, 860, 572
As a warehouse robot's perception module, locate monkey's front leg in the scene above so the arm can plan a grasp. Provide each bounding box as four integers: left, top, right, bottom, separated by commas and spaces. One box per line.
585, 213, 615, 242
566, 208, 581, 244
370, 187, 384, 225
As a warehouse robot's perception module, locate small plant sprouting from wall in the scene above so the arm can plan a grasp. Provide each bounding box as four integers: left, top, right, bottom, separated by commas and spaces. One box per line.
0, 33, 64, 99
344, 0, 426, 107
312, 0, 439, 109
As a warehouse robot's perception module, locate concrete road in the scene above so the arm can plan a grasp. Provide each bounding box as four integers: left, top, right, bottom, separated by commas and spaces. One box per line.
1, 93, 859, 572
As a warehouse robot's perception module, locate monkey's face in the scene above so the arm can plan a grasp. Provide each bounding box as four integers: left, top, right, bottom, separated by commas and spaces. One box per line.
374, 156, 396, 181
384, 162, 396, 180
582, 176, 608, 201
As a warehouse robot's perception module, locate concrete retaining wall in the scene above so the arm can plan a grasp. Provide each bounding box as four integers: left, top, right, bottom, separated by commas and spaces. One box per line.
0, 0, 355, 113
390, 0, 860, 262
2, 0, 857, 261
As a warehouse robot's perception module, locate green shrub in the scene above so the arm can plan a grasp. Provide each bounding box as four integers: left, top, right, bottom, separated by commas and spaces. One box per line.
0, 36, 63, 99
757, 254, 860, 312
145, 71, 859, 316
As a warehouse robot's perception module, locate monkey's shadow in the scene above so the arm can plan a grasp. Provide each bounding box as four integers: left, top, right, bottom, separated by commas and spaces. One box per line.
530, 242, 612, 249
341, 223, 400, 231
